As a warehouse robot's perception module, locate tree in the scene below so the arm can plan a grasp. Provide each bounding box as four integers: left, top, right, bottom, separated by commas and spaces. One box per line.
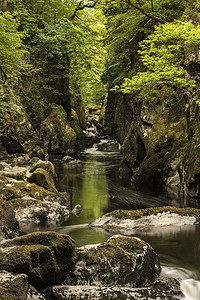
0, 12, 29, 83
115, 21, 200, 100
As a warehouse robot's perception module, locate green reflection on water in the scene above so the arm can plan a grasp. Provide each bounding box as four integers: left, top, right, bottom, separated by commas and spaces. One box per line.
55, 156, 110, 245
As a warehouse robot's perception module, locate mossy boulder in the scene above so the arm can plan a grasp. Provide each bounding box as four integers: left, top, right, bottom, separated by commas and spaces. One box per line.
29, 160, 57, 182
64, 235, 161, 288
0, 270, 29, 300
0, 171, 70, 226
27, 168, 57, 193
39, 105, 85, 154
90, 206, 200, 235
0, 93, 44, 158
0, 231, 77, 289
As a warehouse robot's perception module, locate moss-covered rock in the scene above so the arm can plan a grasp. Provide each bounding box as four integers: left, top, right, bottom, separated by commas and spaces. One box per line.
27, 168, 57, 193
0, 92, 44, 158
0, 270, 29, 300
90, 207, 200, 236
29, 160, 57, 182
64, 235, 160, 288
0, 231, 77, 289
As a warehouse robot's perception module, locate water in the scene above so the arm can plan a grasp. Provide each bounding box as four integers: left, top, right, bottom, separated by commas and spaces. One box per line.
21, 145, 200, 299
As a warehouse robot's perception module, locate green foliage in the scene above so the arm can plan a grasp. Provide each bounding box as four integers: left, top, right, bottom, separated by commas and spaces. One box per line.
101, 0, 185, 89
117, 21, 200, 98
0, 12, 29, 82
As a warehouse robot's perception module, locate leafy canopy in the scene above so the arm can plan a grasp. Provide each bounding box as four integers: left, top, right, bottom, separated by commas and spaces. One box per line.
0, 12, 29, 82
116, 21, 200, 94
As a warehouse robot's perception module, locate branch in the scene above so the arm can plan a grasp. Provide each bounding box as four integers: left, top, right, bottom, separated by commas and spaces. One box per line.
69, 0, 99, 20
0, 65, 7, 81
121, 0, 165, 24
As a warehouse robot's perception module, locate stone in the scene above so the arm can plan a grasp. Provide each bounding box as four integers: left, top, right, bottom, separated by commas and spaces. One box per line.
0, 270, 29, 300
1, 135, 24, 154
64, 235, 161, 288
29, 160, 57, 182
90, 207, 200, 236
51, 281, 183, 300
0, 231, 77, 289
27, 168, 57, 193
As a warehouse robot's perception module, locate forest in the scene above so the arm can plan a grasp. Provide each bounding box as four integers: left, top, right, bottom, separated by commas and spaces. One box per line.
1, 0, 200, 299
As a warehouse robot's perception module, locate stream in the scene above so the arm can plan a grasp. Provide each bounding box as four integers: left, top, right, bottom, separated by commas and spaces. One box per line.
20, 142, 200, 299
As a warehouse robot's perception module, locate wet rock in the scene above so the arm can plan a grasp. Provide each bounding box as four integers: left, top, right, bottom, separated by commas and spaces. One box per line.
51, 281, 183, 300
90, 207, 199, 236
64, 235, 161, 287
0, 270, 29, 300
0, 231, 77, 289
84, 131, 100, 148
96, 140, 120, 152
72, 204, 82, 217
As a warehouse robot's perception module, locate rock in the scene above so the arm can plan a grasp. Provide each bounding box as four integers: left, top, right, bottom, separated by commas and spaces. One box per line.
72, 204, 82, 217
0, 270, 29, 300
0, 231, 77, 289
96, 140, 120, 152
62, 155, 74, 163
29, 160, 57, 182
90, 207, 200, 236
84, 131, 100, 148
27, 285, 47, 299
1, 135, 24, 154
0, 166, 27, 181
39, 107, 78, 154
27, 168, 57, 193
51, 280, 183, 300
0, 174, 70, 225
64, 235, 161, 287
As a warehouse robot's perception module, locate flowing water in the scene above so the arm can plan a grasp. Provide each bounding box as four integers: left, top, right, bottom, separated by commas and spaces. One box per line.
21, 143, 200, 299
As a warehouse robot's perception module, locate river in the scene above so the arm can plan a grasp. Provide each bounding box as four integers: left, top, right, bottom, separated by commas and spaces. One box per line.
21, 143, 200, 299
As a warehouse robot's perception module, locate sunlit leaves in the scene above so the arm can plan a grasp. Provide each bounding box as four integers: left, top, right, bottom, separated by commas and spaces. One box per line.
117, 21, 200, 94
0, 12, 29, 81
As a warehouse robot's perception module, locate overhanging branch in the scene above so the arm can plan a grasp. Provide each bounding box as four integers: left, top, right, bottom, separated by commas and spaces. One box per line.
69, 0, 99, 20
121, 0, 165, 24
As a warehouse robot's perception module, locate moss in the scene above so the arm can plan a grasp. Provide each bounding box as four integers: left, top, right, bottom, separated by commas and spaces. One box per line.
0, 93, 43, 156
0, 232, 77, 288
63, 125, 77, 150
105, 206, 200, 220
27, 168, 57, 193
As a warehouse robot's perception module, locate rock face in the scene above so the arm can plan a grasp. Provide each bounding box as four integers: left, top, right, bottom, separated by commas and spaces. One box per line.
0, 231, 77, 289
100, 64, 200, 202
90, 207, 200, 235
64, 235, 161, 288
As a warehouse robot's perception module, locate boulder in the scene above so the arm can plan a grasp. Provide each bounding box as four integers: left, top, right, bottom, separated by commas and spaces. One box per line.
90, 207, 200, 236
27, 168, 57, 193
0, 174, 70, 225
29, 160, 57, 182
0, 231, 77, 289
0, 270, 29, 300
51, 279, 183, 300
64, 235, 161, 287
